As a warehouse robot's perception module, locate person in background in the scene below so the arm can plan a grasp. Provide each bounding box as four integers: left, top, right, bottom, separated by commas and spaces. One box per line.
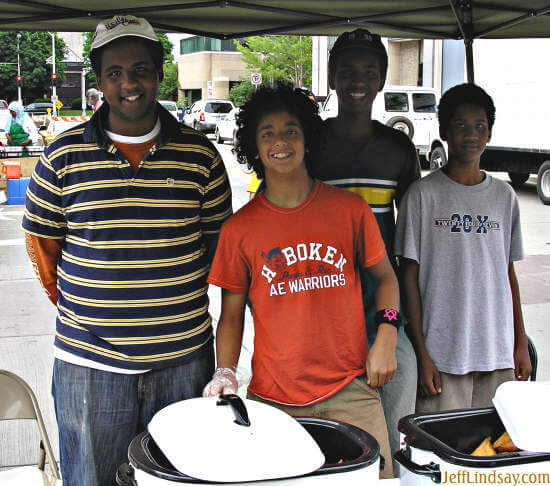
203, 85, 399, 479
246, 171, 261, 200
312, 28, 420, 473
22, 14, 231, 486
86, 87, 102, 112
395, 83, 531, 413
5, 101, 32, 147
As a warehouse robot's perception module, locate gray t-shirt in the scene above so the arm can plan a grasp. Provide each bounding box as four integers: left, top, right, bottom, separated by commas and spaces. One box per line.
395, 170, 524, 374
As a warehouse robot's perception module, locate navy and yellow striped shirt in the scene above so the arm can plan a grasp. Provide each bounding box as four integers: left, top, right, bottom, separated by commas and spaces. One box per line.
314, 119, 420, 344
22, 104, 232, 370
314, 120, 420, 262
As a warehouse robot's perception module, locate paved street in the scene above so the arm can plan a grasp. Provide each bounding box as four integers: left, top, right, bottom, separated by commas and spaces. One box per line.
0, 141, 549, 470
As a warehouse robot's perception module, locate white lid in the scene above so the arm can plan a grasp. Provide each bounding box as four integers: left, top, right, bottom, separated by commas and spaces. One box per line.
148, 395, 325, 482
492, 381, 550, 452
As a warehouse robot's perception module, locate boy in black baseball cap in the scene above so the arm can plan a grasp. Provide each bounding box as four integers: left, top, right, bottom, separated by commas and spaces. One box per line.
313, 28, 421, 476
328, 28, 388, 89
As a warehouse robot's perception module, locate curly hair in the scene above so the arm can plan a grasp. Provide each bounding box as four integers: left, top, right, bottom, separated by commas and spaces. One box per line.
438, 83, 495, 140
234, 84, 322, 179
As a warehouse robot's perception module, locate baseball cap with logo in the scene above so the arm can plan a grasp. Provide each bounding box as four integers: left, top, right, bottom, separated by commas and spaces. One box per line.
91, 15, 159, 51
328, 28, 388, 83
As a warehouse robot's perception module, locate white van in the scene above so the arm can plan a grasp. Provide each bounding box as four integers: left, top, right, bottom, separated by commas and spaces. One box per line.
183, 99, 235, 133
320, 86, 440, 158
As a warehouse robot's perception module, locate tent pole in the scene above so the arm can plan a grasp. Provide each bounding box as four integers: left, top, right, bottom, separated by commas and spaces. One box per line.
465, 38, 474, 83
449, 0, 475, 83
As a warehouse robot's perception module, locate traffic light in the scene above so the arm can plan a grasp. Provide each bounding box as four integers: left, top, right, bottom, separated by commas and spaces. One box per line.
51, 73, 58, 87
16, 75, 22, 87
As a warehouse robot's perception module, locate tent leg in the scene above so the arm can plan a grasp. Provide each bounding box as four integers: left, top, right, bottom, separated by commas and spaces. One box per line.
465, 38, 474, 83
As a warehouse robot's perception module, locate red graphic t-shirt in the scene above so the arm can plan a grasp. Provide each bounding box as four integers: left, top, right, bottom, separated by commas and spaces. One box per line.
208, 181, 386, 405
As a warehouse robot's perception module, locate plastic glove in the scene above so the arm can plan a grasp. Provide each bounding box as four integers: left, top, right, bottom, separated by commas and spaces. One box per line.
202, 367, 239, 397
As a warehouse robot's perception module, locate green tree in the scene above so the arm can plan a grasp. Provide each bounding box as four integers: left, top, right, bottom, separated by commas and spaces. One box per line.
0, 32, 67, 104
82, 31, 174, 87
81, 32, 96, 86
235, 36, 312, 88
158, 34, 174, 63
158, 62, 179, 100
229, 79, 255, 107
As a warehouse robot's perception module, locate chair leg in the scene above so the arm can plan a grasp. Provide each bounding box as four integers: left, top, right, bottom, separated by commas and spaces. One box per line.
38, 441, 46, 471
527, 336, 538, 381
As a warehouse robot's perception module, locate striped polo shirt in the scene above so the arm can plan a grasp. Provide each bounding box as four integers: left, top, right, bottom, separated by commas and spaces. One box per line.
22, 104, 232, 370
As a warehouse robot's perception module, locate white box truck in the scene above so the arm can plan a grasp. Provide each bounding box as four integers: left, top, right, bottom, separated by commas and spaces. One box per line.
427, 39, 550, 205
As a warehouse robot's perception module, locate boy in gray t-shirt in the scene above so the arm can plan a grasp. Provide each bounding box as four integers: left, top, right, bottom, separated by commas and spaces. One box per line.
395, 84, 532, 412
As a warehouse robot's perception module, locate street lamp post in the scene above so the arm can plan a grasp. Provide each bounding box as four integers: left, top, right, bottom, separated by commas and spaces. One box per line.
49, 32, 57, 116
81, 69, 88, 116
16, 33, 22, 104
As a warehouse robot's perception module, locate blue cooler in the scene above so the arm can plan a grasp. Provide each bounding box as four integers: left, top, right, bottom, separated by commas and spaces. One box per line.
6, 177, 30, 205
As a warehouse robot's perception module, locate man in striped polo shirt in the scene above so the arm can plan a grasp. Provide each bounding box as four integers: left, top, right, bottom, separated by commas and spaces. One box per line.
22, 15, 232, 486
312, 29, 421, 475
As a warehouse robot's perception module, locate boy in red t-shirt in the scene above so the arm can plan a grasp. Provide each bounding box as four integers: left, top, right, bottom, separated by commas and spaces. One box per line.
203, 85, 400, 478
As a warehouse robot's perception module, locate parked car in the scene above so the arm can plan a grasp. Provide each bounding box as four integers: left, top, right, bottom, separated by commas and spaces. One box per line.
215, 107, 240, 145
183, 99, 235, 133
320, 86, 440, 161
25, 102, 54, 115
0, 99, 8, 109
159, 100, 178, 120
0, 108, 42, 146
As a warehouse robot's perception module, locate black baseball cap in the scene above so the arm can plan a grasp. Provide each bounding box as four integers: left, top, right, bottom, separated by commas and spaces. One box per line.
329, 28, 388, 82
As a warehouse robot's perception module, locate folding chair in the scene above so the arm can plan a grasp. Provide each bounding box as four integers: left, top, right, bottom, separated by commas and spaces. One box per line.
0, 370, 60, 484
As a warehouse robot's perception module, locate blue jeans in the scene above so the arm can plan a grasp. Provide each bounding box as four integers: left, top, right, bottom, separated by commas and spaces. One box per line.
52, 346, 214, 486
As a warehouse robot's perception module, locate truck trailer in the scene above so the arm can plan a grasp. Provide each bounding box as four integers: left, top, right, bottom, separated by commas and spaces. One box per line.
428, 38, 550, 205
